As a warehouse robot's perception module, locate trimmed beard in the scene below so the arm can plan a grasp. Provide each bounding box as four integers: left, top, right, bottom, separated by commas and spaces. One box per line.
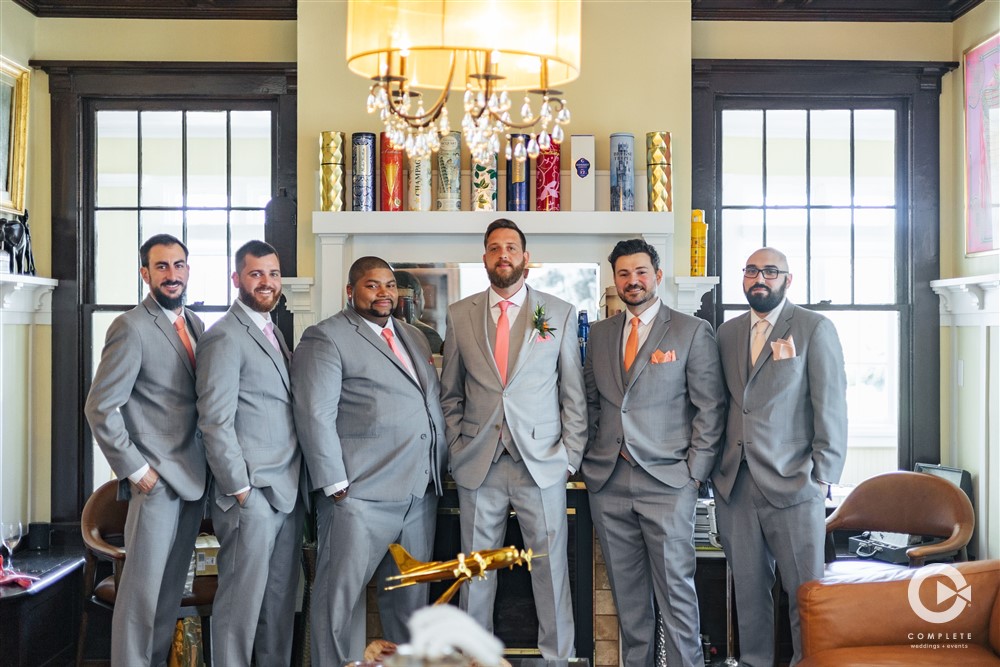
151, 285, 186, 311
486, 258, 526, 290
239, 286, 281, 313
745, 280, 787, 313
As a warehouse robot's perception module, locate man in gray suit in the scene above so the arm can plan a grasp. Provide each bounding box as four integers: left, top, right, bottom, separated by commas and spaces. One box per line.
711, 247, 848, 667
196, 240, 303, 666
440, 218, 588, 659
85, 233, 207, 667
583, 239, 725, 667
292, 256, 446, 667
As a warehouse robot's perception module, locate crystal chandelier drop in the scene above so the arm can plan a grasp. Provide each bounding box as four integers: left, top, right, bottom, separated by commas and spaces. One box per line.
346, 1, 582, 165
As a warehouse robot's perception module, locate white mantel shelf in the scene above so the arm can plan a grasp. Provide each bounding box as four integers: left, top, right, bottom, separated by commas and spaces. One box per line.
930, 274, 1000, 327
0, 274, 58, 325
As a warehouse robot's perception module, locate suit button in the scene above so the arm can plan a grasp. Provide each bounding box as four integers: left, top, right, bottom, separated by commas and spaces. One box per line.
737, 440, 743, 447
420, 434, 427, 440
495, 424, 502, 430
621, 408, 628, 414
424, 469, 429, 474
616, 437, 623, 444
743, 408, 749, 414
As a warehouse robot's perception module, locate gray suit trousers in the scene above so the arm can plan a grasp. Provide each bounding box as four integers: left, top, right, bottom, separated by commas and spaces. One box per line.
715, 462, 825, 667
311, 492, 438, 667
112, 482, 204, 667
589, 456, 702, 667
457, 456, 575, 659
210, 488, 303, 667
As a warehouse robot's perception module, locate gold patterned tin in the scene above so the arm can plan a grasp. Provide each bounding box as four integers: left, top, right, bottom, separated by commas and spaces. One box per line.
319, 131, 346, 212
646, 131, 672, 213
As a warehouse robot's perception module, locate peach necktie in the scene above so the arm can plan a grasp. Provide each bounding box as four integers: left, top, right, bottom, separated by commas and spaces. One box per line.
174, 316, 195, 368
750, 320, 770, 366
624, 316, 640, 371
494, 300, 512, 385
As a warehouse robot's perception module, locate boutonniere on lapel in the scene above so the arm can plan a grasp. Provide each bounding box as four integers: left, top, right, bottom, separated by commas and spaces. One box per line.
770, 335, 796, 360
650, 349, 677, 364
532, 304, 557, 342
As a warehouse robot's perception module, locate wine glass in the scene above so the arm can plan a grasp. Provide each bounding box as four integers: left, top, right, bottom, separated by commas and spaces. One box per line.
1, 521, 23, 573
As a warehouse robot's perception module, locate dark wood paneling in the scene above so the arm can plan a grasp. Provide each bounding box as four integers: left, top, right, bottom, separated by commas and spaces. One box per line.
13, 0, 295, 20
692, 0, 984, 22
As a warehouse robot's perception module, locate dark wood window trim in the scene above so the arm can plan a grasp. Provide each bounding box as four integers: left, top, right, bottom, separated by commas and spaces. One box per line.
692, 58, 956, 473
32, 60, 297, 527
691, 0, 983, 22
14, 0, 296, 20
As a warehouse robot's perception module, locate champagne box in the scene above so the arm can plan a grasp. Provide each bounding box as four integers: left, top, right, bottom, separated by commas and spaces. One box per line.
570, 134, 595, 211
194, 534, 220, 575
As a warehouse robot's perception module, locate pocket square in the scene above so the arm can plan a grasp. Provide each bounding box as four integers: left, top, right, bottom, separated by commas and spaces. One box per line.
650, 349, 677, 364
771, 335, 796, 360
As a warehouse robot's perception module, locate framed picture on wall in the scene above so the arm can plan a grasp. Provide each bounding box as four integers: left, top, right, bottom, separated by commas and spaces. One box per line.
0, 57, 30, 215
963, 33, 999, 256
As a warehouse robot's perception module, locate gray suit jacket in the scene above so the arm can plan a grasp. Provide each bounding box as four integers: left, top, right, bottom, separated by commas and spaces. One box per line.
440, 286, 588, 490
196, 303, 301, 514
582, 304, 726, 492
711, 301, 848, 508
85, 294, 207, 501
291, 307, 446, 502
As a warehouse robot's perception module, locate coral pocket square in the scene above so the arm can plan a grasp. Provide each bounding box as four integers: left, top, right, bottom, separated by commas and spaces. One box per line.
650, 349, 677, 364
771, 335, 796, 360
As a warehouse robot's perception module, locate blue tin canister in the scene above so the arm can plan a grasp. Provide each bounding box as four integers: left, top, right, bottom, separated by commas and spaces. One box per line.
351, 132, 376, 211
610, 132, 635, 212
506, 134, 530, 211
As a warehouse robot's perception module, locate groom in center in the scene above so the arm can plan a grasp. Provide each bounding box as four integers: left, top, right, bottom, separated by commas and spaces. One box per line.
441, 218, 588, 658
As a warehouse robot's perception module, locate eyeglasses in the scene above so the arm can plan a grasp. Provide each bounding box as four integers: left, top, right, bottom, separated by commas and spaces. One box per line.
742, 265, 789, 280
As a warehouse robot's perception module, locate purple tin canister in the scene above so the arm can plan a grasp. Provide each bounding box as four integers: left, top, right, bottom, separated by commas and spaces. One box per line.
351, 132, 376, 211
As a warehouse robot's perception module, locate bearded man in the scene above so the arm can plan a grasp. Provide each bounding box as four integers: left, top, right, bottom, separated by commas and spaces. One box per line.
196, 240, 304, 667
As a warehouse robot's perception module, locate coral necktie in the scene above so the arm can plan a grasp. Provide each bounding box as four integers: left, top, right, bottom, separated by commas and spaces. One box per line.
382, 328, 414, 376
173, 316, 195, 368
624, 316, 640, 371
494, 300, 512, 385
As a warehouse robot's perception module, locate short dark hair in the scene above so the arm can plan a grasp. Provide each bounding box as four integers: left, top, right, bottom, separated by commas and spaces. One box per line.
484, 218, 526, 251
348, 256, 394, 287
235, 240, 279, 274
140, 234, 188, 268
608, 238, 660, 273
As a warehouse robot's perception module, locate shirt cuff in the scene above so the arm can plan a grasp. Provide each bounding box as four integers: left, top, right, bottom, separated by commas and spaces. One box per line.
229, 486, 251, 497
323, 480, 349, 497
127, 463, 150, 484
567, 465, 576, 476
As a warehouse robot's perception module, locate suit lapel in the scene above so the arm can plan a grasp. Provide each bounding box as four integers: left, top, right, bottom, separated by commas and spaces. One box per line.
470, 292, 503, 385
144, 295, 195, 379
394, 322, 429, 391
506, 288, 535, 385
604, 311, 627, 396
346, 308, 420, 388
625, 304, 671, 391
734, 312, 751, 388
232, 304, 291, 392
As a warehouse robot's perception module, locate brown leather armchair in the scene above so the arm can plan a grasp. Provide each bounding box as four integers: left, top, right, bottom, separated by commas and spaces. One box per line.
798, 559, 1000, 666
76, 479, 216, 666
826, 470, 975, 566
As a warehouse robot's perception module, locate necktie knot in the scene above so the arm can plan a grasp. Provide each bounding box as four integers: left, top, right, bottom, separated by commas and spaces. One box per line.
498, 300, 512, 314
630, 316, 640, 330
173, 317, 185, 333
381, 328, 394, 342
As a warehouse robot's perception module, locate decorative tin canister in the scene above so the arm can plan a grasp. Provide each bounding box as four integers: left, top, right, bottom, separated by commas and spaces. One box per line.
408, 156, 432, 211
536, 143, 561, 211
506, 134, 530, 211
646, 131, 672, 212
351, 132, 376, 211
691, 209, 708, 277
610, 132, 635, 212
380, 133, 404, 211
436, 131, 462, 211
319, 131, 345, 212
472, 152, 498, 211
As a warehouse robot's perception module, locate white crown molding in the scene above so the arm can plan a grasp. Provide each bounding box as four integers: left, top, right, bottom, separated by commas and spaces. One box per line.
674, 277, 718, 316
930, 274, 1000, 327
0, 274, 58, 325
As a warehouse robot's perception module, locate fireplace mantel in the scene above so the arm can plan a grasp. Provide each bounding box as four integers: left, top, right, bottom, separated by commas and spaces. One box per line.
291, 211, 717, 336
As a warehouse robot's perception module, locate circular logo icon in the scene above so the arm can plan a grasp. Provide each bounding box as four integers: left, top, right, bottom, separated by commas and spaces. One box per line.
907, 564, 971, 624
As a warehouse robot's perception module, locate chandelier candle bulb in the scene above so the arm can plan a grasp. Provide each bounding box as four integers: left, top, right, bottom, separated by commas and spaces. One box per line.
691, 210, 708, 277
408, 155, 433, 211
380, 133, 404, 211
472, 152, 498, 212
646, 131, 672, 212
570, 134, 595, 211
436, 131, 462, 211
319, 131, 345, 212
610, 133, 635, 212
351, 132, 376, 211
506, 134, 531, 211
536, 143, 561, 211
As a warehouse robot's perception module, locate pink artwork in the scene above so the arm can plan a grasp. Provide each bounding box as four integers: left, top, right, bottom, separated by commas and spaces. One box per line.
964, 33, 1000, 255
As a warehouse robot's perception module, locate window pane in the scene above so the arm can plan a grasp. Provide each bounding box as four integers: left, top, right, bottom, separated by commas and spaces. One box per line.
231, 111, 272, 208
720, 208, 763, 304
810, 208, 852, 304
825, 311, 900, 487
140, 210, 184, 244
765, 110, 807, 206
186, 210, 230, 306
722, 110, 763, 206
195, 310, 228, 332
91, 310, 124, 489
188, 112, 228, 208
95, 211, 139, 304
854, 110, 895, 206
141, 111, 184, 207
96, 111, 138, 208
854, 208, 895, 304
765, 208, 807, 275
810, 110, 851, 206
230, 210, 266, 267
